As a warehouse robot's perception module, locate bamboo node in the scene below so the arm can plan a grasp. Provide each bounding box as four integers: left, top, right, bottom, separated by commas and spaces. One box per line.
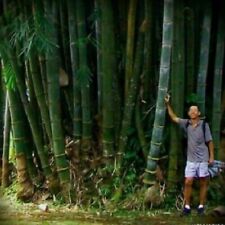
55, 153, 66, 158
145, 169, 157, 174
143, 179, 156, 185
57, 167, 69, 172
148, 155, 160, 161
150, 141, 162, 146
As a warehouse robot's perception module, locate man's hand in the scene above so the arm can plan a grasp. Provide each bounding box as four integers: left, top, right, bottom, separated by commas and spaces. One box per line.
208, 157, 214, 165
164, 94, 170, 104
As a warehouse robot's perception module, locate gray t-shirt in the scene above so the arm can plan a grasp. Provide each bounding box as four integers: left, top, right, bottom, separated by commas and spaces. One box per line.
178, 119, 212, 162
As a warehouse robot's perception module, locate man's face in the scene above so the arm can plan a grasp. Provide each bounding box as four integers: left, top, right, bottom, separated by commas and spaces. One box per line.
188, 106, 201, 119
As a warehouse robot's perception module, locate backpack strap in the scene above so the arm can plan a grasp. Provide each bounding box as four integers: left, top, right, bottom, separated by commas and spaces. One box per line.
202, 120, 206, 142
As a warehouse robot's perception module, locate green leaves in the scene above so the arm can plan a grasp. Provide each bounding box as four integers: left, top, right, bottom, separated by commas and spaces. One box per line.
2, 61, 16, 90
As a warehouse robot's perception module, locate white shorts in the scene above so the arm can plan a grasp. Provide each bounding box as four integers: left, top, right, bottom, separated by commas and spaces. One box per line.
185, 161, 209, 178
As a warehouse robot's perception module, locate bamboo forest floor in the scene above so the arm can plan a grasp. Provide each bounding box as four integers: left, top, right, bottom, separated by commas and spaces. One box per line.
0, 188, 225, 225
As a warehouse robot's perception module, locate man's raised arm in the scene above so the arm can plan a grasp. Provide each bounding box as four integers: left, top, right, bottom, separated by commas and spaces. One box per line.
164, 95, 179, 123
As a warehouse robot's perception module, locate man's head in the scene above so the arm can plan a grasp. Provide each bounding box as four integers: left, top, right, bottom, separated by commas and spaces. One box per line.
188, 105, 201, 119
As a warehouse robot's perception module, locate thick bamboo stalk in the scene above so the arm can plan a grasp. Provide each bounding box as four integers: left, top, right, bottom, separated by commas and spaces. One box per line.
196, 1, 211, 115
76, 0, 92, 157
67, 0, 82, 147
44, 1, 70, 186
99, 0, 116, 159
212, 3, 225, 159
8, 88, 34, 200
142, 0, 154, 113
144, 0, 174, 185
95, 0, 102, 115
124, 0, 137, 99
184, 3, 195, 95
167, 0, 185, 191
2, 92, 11, 187
117, 23, 144, 172
29, 51, 52, 142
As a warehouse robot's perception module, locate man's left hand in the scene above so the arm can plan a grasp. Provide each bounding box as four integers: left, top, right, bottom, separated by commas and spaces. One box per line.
208, 158, 214, 165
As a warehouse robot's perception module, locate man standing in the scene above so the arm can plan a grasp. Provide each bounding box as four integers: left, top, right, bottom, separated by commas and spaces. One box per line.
165, 95, 214, 215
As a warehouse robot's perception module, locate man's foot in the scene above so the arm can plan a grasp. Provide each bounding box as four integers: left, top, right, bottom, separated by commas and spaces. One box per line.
197, 205, 205, 215
181, 206, 191, 216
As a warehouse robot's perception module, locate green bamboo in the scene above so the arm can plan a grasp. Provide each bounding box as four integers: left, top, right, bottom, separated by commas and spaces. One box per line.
167, 0, 185, 191
212, 4, 225, 159
76, 0, 92, 156
29, 50, 52, 142
142, 0, 154, 112
124, 0, 137, 99
59, 0, 70, 73
0, 76, 3, 158
95, 0, 102, 115
2, 92, 11, 187
67, 0, 82, 145
135, 101, 148, 160
196, 1, 211, 115
117, 24, 144, 172
99, 0, 116, 159
8, 88, 34, 200
44, 1, 70, 186
144, 0, 174, 185
184, 3, 195, 95
6, 48, 53, 180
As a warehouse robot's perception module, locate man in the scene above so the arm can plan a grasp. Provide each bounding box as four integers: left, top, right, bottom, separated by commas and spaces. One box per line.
165, 95, 214, 216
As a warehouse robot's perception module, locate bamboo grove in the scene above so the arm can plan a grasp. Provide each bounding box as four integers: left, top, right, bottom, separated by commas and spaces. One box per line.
0, 0, 225, 207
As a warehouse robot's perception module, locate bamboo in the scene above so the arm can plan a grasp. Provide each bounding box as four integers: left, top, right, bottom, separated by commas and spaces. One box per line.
67, 0, 82, 147
2, 92, 11, 187
29, 51, 52, 142
76, 0, 92, 157
144, 0, 174, 185
196, 1, 211, 115
142, 0, 154, 114
184, 2, 195, 95
212, 3, 225, 159
167, 0, 185, 191
8, 88, 34, 200
44, 1, 70, 186
99, 0, 116, 159
124, 0, 137, 99
95, 0, 102, 115
117, 23, 144, 172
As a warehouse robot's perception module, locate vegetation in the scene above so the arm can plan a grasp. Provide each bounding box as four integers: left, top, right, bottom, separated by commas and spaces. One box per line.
0, 0, 224, 212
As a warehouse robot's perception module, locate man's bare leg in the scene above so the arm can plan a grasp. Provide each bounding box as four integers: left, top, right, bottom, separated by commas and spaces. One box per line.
183, 177, 194, 206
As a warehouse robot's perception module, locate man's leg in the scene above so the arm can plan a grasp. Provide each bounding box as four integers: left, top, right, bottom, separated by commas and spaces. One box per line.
183, 177, 194, 205
199, 177, 208, 205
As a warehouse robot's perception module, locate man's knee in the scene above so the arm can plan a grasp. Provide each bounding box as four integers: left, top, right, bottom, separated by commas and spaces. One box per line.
185, 178, 194, 187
